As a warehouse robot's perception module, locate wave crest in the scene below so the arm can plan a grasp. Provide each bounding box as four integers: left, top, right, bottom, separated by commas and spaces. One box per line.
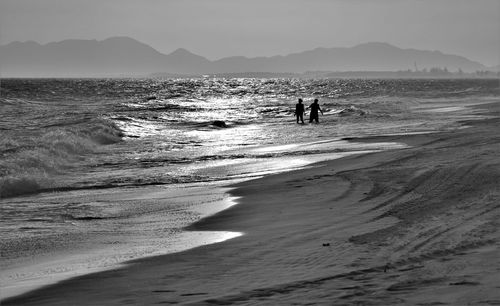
0, 175, 45, 198
0, 119, 123, 198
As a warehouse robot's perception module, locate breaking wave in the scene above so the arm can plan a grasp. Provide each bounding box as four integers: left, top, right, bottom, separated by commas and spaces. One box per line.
0, 119, 124, 198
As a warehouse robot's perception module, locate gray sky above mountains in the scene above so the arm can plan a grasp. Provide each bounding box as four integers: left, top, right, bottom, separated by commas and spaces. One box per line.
1, 0, 499, 66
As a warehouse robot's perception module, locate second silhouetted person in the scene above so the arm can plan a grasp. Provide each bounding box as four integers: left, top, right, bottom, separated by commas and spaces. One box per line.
308, 99, 323, 123
295, 98, 305, 124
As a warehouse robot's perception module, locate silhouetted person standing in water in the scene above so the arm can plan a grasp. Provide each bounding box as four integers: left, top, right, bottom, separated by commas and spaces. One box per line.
295, 98, 305, 124
308, 98, 323, 123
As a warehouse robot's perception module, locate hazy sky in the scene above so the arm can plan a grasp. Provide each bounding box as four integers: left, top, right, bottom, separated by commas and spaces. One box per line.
1, 0, 499, 66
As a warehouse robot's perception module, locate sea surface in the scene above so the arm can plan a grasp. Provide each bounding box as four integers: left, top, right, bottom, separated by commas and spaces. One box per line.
0, 78, 498, 298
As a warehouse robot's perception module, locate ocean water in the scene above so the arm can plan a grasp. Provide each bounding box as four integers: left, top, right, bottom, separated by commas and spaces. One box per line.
0, 78, 498, 297
2, 78, 498, 197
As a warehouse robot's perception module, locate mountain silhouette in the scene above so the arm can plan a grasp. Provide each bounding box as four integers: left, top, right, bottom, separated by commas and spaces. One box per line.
0, 37, 487, 77
164, 48, 212, 74
1, 37, 167, 77
211, 42, 486, 73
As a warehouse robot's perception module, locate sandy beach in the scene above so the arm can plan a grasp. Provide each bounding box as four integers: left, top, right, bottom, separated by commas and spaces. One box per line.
3, 100, 500, 305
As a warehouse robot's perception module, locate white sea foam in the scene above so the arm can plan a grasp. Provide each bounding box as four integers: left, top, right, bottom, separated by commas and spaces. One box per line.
0, 119, 123, 198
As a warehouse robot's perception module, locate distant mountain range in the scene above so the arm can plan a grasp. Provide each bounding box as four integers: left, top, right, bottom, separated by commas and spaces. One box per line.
0, 36, 491, 77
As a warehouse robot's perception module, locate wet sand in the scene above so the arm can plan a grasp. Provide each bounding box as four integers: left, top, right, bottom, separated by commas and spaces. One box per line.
0, 184, 243, 300
3, 101, 500, 305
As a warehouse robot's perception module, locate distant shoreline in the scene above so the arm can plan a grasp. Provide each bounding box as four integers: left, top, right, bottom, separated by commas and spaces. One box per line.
2, 73, 499, 79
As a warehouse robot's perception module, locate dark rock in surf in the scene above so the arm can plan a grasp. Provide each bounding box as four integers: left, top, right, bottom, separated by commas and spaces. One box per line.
211, 120, 227, 128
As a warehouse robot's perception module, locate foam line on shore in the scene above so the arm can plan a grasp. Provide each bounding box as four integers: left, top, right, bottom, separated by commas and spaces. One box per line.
0, 138, 408, 302
0, 185, 243, 300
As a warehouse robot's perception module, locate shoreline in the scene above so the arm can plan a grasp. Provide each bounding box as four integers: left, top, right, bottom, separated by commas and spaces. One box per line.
0, 146, 402, 301
0, 183, 243, 300
3, 101, 500, 305
0, 141, 406, 300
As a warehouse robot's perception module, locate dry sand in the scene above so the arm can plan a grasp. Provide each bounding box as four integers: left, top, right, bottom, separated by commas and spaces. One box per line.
3, 102, 500, 305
